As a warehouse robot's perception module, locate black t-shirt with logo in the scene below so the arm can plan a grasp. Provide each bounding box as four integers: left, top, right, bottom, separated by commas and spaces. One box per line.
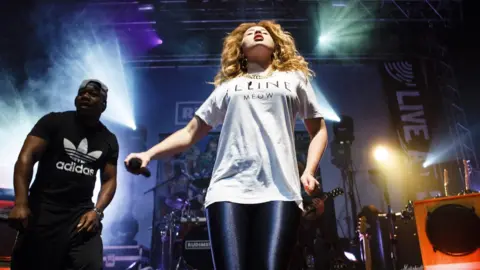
28, 111, 119, 207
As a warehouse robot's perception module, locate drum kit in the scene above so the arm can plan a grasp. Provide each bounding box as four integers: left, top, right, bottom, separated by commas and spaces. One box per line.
156, 176, 213, 270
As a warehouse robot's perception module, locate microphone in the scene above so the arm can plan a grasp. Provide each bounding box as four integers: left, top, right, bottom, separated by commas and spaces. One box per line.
127, 158, 151, 177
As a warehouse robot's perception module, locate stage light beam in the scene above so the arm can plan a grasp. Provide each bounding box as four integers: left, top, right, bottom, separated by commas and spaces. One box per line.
310, 81, 340, 122
0, 11, 138, 188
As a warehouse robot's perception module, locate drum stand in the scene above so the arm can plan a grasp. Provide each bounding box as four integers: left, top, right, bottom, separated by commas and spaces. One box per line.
160, 211, 180, 270
161, 202, 200, 270
175, 256, 192, 270
156, 174, 209, 270
174, 203, 190, 270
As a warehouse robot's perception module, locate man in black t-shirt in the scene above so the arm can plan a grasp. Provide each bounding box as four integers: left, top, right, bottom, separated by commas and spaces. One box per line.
8, 79, 119, 270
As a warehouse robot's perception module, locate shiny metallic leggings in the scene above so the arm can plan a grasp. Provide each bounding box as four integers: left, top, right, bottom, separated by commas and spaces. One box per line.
206, 201, 301, 270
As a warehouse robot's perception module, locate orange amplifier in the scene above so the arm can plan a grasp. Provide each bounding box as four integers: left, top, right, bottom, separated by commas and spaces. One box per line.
0, 199, 15, 265
413, 193, 480, 270
0, 260, 9, 270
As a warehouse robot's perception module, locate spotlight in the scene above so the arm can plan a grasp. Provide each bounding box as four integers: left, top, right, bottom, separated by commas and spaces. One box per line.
138, 4, 154, 11
331, 115, 355, 168
333, 115, 354, 144
373, 145, 390, 162
343, 251, 358, 262
318, 35, 332, 44
332, 1, 347, 7
331, 238, 364, 269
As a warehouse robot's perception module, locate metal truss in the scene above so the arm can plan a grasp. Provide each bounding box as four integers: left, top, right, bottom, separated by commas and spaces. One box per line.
46, 0, 460, 62
430, 43, 479, 172
74, 0, 463, 27
341, 0, 462, 24
147, 0, 463, 26
124, 52, 424, 68
123, 20, 436, 66
97, 0, 460, 62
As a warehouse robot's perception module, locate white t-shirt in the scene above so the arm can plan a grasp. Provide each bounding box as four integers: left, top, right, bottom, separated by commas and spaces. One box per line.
195, 71, 323, 209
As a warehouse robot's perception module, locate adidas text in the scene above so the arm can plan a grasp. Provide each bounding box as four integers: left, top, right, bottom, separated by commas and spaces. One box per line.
56, 161, 95, 176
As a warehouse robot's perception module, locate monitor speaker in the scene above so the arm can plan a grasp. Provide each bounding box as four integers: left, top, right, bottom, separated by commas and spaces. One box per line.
413, 193, 480, 269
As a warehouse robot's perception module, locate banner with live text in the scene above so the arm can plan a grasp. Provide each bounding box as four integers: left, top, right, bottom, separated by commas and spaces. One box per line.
379, 60, 438, 199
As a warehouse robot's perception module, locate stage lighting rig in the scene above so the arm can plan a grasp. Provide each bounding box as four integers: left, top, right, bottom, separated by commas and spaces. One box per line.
330, 115, 359, 239
333, 115, 355, 144
331, 115, 355, 168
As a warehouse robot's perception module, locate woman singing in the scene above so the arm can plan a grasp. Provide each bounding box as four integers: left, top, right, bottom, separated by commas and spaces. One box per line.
125, 20, 328, 270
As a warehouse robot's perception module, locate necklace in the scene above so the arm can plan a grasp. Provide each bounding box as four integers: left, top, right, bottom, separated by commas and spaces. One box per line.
244, 70, 273, 79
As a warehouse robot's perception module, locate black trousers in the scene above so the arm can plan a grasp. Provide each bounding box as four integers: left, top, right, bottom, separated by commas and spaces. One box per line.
206, 201, 301, 270
10, 202, 103, 270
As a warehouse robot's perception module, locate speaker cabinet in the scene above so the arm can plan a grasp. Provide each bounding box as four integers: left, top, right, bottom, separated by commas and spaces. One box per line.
413, 193, 480, 269
0, 198, 15, 264
0, 219, 16, 263
378, 215, 422, 269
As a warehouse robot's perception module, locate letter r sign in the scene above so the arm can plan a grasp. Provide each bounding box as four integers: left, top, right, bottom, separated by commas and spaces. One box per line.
175, 101, 203, 125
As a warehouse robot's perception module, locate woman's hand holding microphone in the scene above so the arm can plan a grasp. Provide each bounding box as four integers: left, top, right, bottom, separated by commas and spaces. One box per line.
124, 152, 152, 177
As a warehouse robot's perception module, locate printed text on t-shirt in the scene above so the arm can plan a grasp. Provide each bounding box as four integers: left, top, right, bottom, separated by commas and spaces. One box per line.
228, 80, 293, 101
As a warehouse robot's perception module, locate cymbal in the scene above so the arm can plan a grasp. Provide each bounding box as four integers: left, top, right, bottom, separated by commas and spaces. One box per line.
191, 178, 210, 189
165, 195, 187, 210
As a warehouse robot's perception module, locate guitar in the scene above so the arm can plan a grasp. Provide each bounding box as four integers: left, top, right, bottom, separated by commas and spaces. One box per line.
464, 159, 472, 192
302, 187, 344, 220
358, 216, 372, 270
459, 159, 477, 194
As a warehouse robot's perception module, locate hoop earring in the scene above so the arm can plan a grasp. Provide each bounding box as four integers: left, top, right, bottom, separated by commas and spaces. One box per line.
273, 50, 280, 62
240, 56, 247, 71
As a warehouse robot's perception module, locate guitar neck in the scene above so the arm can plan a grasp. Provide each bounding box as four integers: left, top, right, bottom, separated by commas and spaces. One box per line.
304, 188, 343, 202
364, 236, 372, 270
358, 216, 372, 270
320, 190, 340, 200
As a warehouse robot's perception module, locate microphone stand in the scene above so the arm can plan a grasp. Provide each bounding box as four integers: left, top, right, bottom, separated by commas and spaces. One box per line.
147, 169, 195, 270
381, 171, 397, 270
144, 174, 181, 195
340, 143, 358, 241
146, 173, 179, 270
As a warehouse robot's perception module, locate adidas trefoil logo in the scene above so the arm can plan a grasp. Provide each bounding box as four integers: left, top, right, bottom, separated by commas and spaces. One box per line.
63, 138, 102, 164
56, 138, 103, 176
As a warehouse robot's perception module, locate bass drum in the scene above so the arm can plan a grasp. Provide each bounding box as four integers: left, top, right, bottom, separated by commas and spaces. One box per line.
182, 225, 213, 270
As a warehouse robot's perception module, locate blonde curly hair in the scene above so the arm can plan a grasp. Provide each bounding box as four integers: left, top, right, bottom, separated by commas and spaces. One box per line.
213, 20, 314, 87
